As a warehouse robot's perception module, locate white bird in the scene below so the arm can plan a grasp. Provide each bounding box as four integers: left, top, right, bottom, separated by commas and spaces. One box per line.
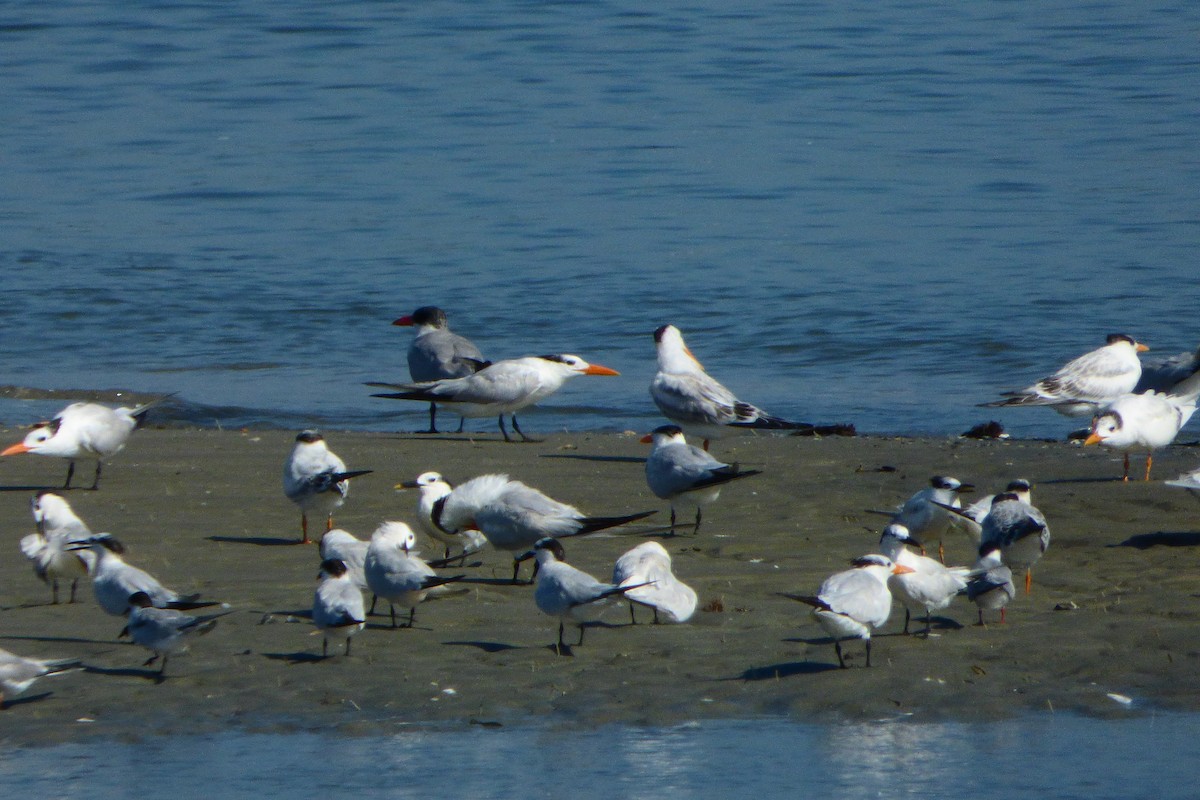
125, 592, 229, 679
886, 475, 975, 562
319, 530, 369, 589
978, 493, 1050, 594
369, 354, 620, 442
21, 491, 96, 604
981, 333, 1149, 417
363, 521, 464, 628
789, 555, 913, 669
612, 541, 697, 624
962, 480, 1033, 529
1134, 344, 1200, 394
431, 473, 656, 582
1083, 370, 1200, 481
67, 534, 216, 618
518, 537, 651, 655
650, 325, 851, 449
964, 545, 1016, 626
283, 431, 372, 544
393, 305, 488, 433
1, 397, 168, 489
396, 471, 488, 562
877, 524, 970, 635
312, 558, 366, 657
641, 424, 761, 534
0, 647, 80, 708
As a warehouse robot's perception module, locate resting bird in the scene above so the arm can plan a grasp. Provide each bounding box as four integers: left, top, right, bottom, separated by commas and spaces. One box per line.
0, 647, 80, 708
21, 491, 96, 604
67, 534, 218, 619
393, 305, 488, 433
126, 592, 230, 680
1083, 369, 1200, 481
612, 541, 697, 624
877, 524, 970, 635
963, 545, 1016, 626
875, 475, 974, 562
283, 431, 372, 544
641, 424, 761, 535
363, 521, 464, 628
312, 558, 366, 657
396, 471, 488, 563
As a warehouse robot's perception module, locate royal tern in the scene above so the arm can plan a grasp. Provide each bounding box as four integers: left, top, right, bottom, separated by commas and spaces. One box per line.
283, 431, 372, 544
977, 492, 1050, 594
877, 524, 970, 635
788, 555, 913, 668
650, 325, 850, 448
1083, 370, 1200, 481
882, 476, 975, 562
517, 537, 651, 655
67, 534, 217, 618
612, 541, 697, 624
1134, 344, 1200, 394
369, 354, 619, 442
963, 545, 1015, 625
363, 521, 464, 628
431, 473, 656, 582
126, 592, 229, 679
393, 305, 488, 433
641, 424, 761, 535
396, 471, 488, 562
313, 558, 366, 657
0, 647, 80, 708
1, 397, 168, 489
22, 492, 96, 604
981, 333, 1149, 417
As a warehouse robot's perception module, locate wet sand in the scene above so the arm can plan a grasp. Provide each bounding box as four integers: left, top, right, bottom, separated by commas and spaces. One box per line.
2, 426, 1199, 744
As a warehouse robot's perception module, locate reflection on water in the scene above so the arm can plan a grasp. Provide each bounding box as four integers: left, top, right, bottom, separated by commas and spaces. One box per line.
2, 715, 1198, 799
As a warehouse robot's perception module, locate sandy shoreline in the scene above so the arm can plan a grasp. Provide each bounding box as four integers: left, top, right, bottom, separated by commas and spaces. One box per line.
2, 425, 1199, 745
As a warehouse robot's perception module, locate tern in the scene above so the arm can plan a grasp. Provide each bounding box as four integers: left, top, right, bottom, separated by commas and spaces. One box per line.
1165, 466, 1200, 490
126, 592, 230, 680
1134, 343, 1200, 394
1083, 370, 1200, 481
877, 524, 970, 635
283, 431, 372, 544
977, 493, 1049, 594
0, 647, 81, 708
363, 521, 464, 628
313, 558, 366, 657
67, 534, 217, 618
963, 545, 1016, 626
22, 491, 96, 604
395, 471, 488, 562
880, 476, 975, 562
788, 555, 913, 668
641, 424, 761, 535
981, 333, 1149, 417
369, 353, 620, 442
517, 537, 652, 655
1, 397, 169, 489
431, 473, 656, 582
393, 305, 488, 433
612, 541, 697, 624
960, 479, 1033, 541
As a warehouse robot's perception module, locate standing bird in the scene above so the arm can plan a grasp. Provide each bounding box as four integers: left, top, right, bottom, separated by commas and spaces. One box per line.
1, 397, 168, 489
363, 521, 464, 628
886, 475, 975, 562
125, 592, 229, 680
964, 545, 1016, 626
369, 354, 620, 442
978, 493, 1050, 594
876, 524, 970, 635
67, 534, 217, 618
432, 473, 656, 582
788, 555, 914, 669
396, 471, 488, 562
1083, 370, 1200, 481
22, 491, 96, 604
517, 538, 651, 655
980, 333, 1149, 417
962, 480, 1033, 532
283, 431, 372, 544
0, 647, 80, 708
612, 541, 697, 624
312, 559, 366, 657
650, 325, 839, 449
641, 424, 761, 535
393, 305, 488, 433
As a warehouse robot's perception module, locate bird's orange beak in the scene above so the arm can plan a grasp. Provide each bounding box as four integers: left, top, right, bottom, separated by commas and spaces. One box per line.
1083, 433, 1102, 446
392, 315, 415, 327
639, 434, 653, 443
892, 564, 915, 575
584, 364, 620, 376
1, 443, 29, 456
1136, 343, 1149, 353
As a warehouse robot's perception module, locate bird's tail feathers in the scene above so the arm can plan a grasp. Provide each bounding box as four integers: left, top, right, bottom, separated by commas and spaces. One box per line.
574, 510, 658, 535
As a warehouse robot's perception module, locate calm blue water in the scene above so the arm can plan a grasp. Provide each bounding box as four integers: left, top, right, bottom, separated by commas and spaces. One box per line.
2, 1, 1198, 438
3, 715, 1199, 799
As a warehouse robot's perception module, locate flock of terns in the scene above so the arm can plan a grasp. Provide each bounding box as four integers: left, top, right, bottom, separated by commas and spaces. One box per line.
2, 309, 1199, 706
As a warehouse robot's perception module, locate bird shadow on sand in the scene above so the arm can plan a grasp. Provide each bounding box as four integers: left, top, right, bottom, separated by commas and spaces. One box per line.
539, 454, 647, 465
262, 651, 328, 665
445, 640, 523, 653
83, 664, 164, 682
1037, 476, 1130, 485
2, 691, 53, 709
0, 483, 67, 493
0, 633, 125, 648
1110, 531, 1200, 549
731, 661, 841, 680
208, 535, 304, 547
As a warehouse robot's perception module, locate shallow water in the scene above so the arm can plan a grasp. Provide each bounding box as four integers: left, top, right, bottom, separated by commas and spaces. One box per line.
2, 1, 1198, 439
2, 714, 1198, 799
